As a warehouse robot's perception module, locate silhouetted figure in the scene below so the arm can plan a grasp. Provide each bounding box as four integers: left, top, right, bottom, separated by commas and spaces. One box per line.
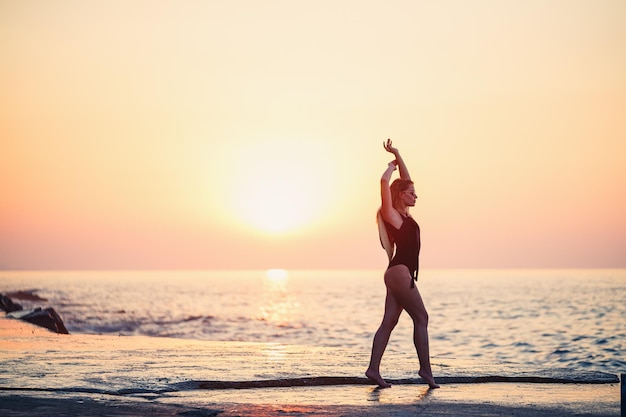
366, 139, 439, 389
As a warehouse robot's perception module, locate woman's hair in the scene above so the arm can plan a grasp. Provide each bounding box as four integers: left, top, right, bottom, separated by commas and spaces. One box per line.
377, 210, 394, 260
390, 178, 414, 210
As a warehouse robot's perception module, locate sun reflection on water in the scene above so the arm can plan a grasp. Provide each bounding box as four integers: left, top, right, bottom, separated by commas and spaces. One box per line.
261, 343, 288, 362
259, 269, 301, 328
266, 268, 289, 281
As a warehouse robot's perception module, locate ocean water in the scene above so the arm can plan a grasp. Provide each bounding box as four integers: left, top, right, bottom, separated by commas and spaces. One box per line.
1, 268, 624, 376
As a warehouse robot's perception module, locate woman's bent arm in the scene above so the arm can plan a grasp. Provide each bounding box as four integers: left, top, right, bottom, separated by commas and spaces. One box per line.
384, 139, 411, 181
380, 161, 403, 229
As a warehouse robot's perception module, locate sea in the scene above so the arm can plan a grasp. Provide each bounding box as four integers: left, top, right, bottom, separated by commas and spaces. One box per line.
1, 268, 624, 377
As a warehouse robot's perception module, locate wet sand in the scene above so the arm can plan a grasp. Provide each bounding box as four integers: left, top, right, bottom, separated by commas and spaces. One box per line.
0, 318, 620, 416
1, 385, 620, 417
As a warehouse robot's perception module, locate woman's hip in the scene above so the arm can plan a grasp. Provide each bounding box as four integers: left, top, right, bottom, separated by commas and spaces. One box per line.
384, 264, 413, 287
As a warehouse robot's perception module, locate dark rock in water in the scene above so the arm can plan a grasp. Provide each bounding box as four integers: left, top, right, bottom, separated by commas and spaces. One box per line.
7, 308, 69, 334
0, 293, 23, 313
6, 290, 48, 302
1, 293, 69, 334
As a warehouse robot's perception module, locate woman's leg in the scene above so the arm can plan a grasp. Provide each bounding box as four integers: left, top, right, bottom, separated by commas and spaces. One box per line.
366, 286, 403, 388
385, 266, 439, 388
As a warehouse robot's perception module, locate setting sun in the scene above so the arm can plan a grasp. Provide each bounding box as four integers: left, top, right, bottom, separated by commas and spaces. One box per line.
225, 136, 336, 235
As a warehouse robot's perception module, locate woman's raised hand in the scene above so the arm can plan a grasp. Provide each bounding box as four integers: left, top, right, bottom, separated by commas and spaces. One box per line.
383, 138, 399, 156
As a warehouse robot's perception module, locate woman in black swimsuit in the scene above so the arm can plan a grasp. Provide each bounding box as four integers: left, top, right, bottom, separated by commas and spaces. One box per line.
365, 139, 439, 389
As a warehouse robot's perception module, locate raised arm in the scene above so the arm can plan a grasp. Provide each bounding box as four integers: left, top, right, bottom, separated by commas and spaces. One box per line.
380, 160, 403, 229
384, 139, 411, 180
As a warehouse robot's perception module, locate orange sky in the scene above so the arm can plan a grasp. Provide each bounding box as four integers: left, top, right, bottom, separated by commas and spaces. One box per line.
1, 0, 625, 270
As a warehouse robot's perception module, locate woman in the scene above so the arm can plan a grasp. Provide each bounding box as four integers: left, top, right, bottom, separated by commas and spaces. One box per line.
365, 139, 439, 389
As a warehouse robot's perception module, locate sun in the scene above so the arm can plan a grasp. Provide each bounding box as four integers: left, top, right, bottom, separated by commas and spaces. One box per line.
225, 136, 335, 235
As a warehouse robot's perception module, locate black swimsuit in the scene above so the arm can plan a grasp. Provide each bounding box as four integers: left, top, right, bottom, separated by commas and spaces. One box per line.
385, 214, 421, 287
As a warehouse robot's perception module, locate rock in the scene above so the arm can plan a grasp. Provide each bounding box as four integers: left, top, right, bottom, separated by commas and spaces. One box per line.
7, 308, 69, 334
1, 292, 69, 334
0, 294, 23, 313
6, 290, 48, 302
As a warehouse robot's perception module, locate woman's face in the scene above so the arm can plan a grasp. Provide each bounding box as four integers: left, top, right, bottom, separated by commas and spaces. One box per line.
401, 185, 418, 206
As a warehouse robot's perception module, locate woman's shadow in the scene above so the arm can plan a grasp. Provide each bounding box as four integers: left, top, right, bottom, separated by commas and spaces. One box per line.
367, 385, 434, 403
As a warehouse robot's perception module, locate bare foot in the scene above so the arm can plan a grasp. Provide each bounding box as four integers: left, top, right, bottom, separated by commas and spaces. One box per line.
365, 369, 391, 388
418, 369, 440, 389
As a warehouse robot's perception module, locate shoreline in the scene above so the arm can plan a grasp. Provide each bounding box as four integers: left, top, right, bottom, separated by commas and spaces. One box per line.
1, 317, 621, 416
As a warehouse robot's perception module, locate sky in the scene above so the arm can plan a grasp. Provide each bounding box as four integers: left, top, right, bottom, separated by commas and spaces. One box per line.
1, 0, 625, 270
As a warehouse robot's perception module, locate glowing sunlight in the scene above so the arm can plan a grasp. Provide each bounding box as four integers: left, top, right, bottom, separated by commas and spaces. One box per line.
226, 136, 336, 235
266, 268, 289, 281
260, 268, 299, 327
